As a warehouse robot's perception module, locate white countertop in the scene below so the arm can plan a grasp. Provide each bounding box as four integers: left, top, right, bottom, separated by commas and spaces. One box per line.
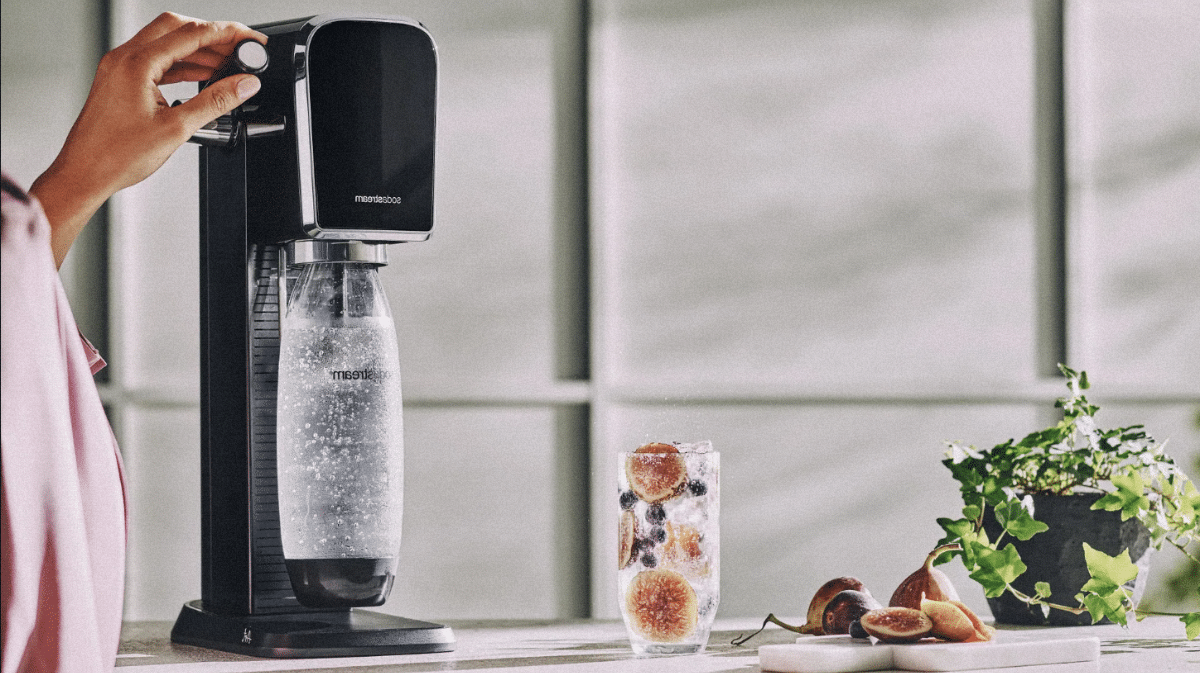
118, 615, 1199, 672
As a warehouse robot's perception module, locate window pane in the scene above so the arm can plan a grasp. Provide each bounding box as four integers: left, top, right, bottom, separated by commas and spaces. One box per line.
594, 0, 1036, 387
1067, 2, 1200, 387
1, 0, 107, 364
384, 407, 567, 619
118, 0, 566, 392
602, 403, 1040, 618
118, 156, 199, 390
122, 407, 201, 620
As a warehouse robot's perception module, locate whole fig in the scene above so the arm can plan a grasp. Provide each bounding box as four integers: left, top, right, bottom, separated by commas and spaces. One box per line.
889, 544, 961, 609
800, 577, 866, 635
821, 589, 882, 635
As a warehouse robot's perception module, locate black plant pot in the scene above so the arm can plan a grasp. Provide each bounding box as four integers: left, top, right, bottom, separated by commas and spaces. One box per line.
982, 493, 1151, 626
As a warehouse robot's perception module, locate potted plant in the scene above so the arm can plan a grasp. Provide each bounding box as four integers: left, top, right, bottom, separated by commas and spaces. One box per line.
935, 365, 1200, 638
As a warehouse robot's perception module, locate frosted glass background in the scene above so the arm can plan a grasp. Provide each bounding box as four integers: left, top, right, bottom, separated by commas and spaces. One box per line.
385, 408, 566, 620
117, 154, 200, 389
0, 5, 95, 189
0, 0, 107, 355
593, 0, 1036, 388
1068, 2, 1200, 387
121, 408, 201, 620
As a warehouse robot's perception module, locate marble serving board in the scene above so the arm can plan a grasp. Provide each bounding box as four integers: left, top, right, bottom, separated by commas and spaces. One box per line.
759, 633, 1100, 673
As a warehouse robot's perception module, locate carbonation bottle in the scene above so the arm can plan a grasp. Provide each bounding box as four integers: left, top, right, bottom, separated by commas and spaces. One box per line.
276, 259, 403, 607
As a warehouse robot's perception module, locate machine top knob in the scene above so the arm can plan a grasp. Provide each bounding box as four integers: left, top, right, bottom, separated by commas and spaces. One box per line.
205, 38, 269, 86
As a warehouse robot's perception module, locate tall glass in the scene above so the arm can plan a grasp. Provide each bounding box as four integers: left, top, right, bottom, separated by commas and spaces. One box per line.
617, 442, 720, 654
276, 261, 404, 607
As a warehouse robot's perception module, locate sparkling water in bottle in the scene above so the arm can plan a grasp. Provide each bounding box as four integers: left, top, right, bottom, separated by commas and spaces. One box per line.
277, 261, 404, 607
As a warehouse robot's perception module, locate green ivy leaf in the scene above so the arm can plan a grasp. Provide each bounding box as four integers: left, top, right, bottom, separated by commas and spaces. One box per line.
1092, 492, 1124, 513
1034, 582, 1052, 599
1108, 473, 1151, 521
994, 501, 1050, 541
969, 543, 1026, 598
938, 519, 991, 568
1183, 613, 1200, 641
982, 477, 1008, 506
938, 517, 973, 538
1179, 479, 1200, 522
947, 461, 984, 490
1079, 590, 1127, 626
1079, 594, 1105, 624
1080, 543, 1139, 592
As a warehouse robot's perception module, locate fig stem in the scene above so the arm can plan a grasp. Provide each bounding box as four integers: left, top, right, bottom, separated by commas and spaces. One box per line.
924, 543, 963, 570
730, 613, 803, 646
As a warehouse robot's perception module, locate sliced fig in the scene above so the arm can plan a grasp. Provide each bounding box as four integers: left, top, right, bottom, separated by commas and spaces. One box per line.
859, 607, 933, 643
624, 568, 698, 642
626, 447, 688, 503
619, 510, 637, 570
822, 589, 882, 635
948, 600, 995, 642
800, 577, 866, 635
919, 598, 976, 642
663, 522, 704, 564
635, 443, 679, 454
889, 544, 961, 609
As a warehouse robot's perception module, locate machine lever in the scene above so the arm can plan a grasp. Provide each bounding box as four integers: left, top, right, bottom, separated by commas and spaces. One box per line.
174, 39, 275, 147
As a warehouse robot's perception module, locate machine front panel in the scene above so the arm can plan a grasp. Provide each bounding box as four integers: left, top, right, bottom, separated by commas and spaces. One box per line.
308, 20, 437, 235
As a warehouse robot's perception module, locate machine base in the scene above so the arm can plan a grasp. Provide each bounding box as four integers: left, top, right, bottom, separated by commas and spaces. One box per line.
171, 600, 455, 658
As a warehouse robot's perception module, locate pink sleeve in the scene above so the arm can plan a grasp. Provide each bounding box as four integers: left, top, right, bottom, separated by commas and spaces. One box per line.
2, 172, 126, 672
78, 330, 107, 375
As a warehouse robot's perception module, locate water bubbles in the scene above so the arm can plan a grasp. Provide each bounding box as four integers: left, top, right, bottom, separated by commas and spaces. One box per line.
277, 318, 404, 560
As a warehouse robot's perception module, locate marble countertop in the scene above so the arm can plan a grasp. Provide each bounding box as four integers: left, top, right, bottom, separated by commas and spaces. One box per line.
118, 615, 1199, 672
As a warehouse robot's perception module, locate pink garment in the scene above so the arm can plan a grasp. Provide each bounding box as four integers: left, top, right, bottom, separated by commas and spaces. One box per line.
1, 173, 127, 672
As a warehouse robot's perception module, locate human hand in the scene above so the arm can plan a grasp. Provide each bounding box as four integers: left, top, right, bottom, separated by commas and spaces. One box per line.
30, 12, 267, 267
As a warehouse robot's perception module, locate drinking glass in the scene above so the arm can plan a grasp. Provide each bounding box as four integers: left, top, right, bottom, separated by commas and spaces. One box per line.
617, 442, 719, 654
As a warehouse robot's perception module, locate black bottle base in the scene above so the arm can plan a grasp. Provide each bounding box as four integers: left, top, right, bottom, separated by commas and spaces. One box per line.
285, 557, 396, 608
170, 600, 455, 658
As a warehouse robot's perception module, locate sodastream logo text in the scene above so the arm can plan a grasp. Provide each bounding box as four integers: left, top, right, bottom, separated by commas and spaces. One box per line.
354, 194, 403, 204
329, 368, 393, 381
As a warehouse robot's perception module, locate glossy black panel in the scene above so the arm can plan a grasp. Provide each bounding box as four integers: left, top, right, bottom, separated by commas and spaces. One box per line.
309, 21, 437, 232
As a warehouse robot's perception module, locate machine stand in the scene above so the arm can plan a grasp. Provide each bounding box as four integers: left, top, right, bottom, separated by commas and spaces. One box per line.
171, 600, 455, 658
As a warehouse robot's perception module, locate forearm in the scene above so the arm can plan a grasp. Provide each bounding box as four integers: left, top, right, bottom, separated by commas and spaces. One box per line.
29, 165, 111, 269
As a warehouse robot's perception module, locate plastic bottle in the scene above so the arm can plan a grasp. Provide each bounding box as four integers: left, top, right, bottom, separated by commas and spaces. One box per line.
276, 261, 403, 607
